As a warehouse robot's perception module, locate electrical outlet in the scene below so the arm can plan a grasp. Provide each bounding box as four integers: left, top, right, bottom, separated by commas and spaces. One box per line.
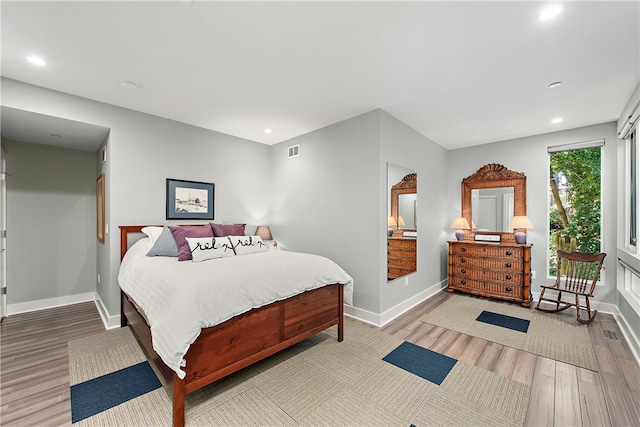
531, 271, 536, 280
97, 273, 101, 284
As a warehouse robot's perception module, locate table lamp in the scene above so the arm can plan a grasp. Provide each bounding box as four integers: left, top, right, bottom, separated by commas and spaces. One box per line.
450, 217, 470, 241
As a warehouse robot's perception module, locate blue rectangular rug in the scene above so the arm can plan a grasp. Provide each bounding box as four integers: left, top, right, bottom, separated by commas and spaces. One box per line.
475, 310, 530, 333
382, 341, 457, 385
70, 360, 162, 423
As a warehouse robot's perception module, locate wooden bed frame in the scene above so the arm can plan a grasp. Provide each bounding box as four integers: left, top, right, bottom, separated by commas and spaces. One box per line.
119, 225, 345, 427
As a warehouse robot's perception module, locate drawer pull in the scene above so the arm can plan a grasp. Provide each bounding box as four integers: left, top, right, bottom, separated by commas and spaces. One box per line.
506, 263, 512, 268
461, 269, 466, 274
506, 275, 512, 280
506, 250, 512, 256
461, 247, 466, 252
460, 258, 466, 263
506, 287, 512, 292
460, 280, 466, 285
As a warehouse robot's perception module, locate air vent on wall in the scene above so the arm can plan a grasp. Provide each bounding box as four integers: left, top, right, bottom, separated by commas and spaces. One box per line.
288, 144, 300, 159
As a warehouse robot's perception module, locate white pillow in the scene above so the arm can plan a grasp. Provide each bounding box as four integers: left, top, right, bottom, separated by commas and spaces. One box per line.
141, 226, 164, 245
227, 235, 270, 256
185, 237, 236, 262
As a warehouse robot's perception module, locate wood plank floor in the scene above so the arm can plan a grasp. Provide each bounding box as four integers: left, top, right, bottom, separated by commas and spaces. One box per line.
1, 302, 104, 427
1, 293, 639, 426
381, 291, 640, 427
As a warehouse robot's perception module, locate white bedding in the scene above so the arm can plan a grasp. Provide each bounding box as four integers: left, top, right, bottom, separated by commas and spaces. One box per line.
118, 238, 354, 379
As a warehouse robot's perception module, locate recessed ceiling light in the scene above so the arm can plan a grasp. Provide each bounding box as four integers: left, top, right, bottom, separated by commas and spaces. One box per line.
119, 79, 139, 90
27, 55, 47, 66
552, 117, 563, 124
549, 82, 562, 89
264, 128, 272, 134
539, 4, 563, 21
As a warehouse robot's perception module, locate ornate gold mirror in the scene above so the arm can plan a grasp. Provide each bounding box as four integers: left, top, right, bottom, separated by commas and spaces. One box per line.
461, 163, 526, 241
391, 173, 417, 231
388, 164, 417, 281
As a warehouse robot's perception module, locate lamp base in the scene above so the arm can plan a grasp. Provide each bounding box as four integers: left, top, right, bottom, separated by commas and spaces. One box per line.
455, 230, 465, 241
514, 231, 526, 244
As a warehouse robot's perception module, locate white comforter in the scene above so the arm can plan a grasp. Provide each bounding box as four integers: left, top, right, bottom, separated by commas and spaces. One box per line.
118, 238, 354, 379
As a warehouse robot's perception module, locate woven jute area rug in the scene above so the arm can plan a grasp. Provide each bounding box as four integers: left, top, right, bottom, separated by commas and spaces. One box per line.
419, 293, 598, 371
69, 317, 530, 426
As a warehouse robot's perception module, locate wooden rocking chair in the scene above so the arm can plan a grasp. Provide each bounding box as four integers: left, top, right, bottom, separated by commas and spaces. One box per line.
535, 250, 606, 324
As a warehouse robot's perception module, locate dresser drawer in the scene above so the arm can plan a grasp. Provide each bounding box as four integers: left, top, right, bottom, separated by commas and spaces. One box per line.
448, 276, 524, 297
450, 266, 523, 284
450, 255, 523, 271
448, 240, 532, 306
388, 266, 415, 278
388, 256, 416, 269
388, 239, 416, 250
451, 244, 522, 259
388, 238, 417, 280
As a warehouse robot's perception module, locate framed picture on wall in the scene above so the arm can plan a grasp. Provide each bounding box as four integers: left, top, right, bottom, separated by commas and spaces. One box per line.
166, 178, 215, 220
96, 173, 105, 242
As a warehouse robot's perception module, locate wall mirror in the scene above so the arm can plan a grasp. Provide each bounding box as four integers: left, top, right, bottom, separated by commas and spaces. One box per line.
387, 163, 417, 280
461, 163, 526, 241
471, 187, 514, 232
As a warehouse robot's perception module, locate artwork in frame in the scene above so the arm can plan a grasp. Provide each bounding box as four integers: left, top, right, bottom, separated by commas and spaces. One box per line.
166, 178, 215, 220
96, 173, 105, 242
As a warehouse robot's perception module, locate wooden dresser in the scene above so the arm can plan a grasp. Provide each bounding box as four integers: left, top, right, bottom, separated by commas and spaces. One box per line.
448, 240, 532, 306
388, 237, 417, 280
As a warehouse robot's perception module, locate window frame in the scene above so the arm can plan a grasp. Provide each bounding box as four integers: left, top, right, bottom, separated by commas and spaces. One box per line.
546, 140, 604, 281
625, 128, 638, 251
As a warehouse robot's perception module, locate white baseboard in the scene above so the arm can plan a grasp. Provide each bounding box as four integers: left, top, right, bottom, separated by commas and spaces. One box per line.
345, 280, 447, 327
614, 307, 640, 367
7, 292, 96, 316
94, 294, 121, 330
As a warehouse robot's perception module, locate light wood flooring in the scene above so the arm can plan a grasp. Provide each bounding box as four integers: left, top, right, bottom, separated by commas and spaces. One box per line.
1, 292, 639, 426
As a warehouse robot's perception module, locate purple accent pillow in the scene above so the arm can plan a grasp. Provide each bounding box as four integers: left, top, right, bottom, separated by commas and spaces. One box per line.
168, 225, 214, 261
210, 223, 246, 237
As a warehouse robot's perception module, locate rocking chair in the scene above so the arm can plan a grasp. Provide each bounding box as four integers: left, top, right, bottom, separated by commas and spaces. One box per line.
535, 250, 606, 324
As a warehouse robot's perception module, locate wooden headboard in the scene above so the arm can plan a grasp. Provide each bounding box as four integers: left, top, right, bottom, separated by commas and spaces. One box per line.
119, 225, 161, 260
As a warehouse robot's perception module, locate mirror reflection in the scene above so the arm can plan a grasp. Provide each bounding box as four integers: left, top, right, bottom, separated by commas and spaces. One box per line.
461, 163, 527, 241
471, 187, 514, 232
387, 163, 417, 281
398, 193, 417, 228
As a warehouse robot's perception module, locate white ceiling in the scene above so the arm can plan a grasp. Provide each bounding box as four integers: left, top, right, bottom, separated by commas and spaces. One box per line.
1, 1, 639, 152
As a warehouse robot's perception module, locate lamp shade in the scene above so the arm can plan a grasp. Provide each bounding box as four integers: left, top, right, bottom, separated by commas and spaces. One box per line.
450, 217, 471, 230
509, 216, 533, 244
254, 226, 273, 241
397, 216, 405, 227
509, 216, 534, 230
388, 216, 397, 227
450, 217, 470, 241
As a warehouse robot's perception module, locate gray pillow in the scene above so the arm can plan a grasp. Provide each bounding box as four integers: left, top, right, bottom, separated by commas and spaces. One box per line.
146, 226, 179, 257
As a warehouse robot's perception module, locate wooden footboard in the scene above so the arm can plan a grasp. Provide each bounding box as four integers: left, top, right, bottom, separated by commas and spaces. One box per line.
119, 225, 345, 427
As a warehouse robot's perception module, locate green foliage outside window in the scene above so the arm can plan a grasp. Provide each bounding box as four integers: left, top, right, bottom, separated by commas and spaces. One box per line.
549, 147, 601, 276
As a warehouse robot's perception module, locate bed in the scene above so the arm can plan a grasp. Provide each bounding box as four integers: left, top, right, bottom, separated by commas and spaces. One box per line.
118, 225, 353, 427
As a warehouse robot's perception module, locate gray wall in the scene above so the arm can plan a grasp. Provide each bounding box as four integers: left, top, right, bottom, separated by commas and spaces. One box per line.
616, 82, 640, 345
1, 77, 271, 320
269, 110, 381, 313
379, 111, 449, 315
2, 76, 637, 344
448, 122, 619, 306
4, 139, 96, 304
269, 109, 448, 319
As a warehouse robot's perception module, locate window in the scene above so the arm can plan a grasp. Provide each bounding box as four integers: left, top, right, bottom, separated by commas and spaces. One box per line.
548, 140, 603, 276
628, 129, 637, 248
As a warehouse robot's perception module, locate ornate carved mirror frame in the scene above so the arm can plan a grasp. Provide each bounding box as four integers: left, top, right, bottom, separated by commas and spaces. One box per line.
391, 173, 417, 231
461, 164, 526, 242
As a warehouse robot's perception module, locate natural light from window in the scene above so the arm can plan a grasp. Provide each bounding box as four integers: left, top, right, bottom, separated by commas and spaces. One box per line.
548, 142, 603, 277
